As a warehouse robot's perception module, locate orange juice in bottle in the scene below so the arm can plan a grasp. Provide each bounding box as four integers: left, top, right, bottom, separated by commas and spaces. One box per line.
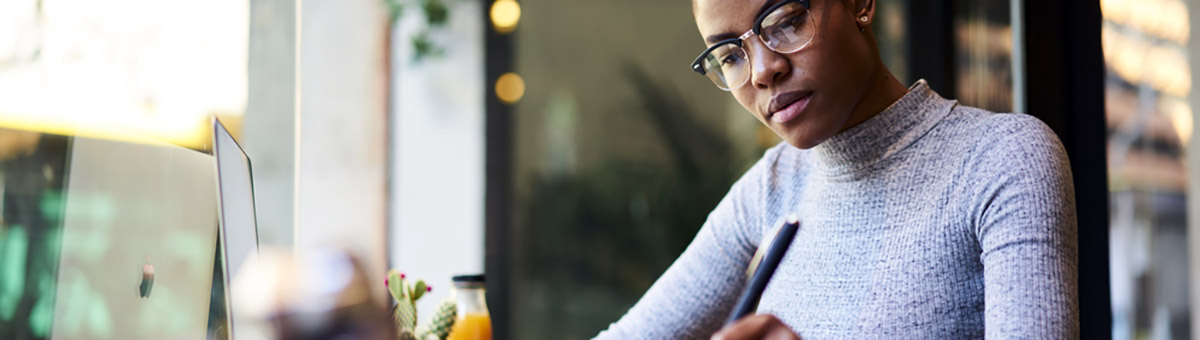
447, 274, 491, 340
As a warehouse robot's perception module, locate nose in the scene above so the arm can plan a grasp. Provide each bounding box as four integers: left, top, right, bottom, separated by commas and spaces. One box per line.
747, 38, 790, 89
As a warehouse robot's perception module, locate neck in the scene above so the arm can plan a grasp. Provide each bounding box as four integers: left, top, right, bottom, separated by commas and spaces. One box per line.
838, 61, 910, 133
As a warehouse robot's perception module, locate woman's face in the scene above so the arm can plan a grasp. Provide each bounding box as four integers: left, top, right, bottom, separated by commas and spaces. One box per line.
694, 0, 877, 149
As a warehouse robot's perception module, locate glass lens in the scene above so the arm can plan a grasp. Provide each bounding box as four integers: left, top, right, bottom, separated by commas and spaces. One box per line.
759, 2, 814, 53
703, 43, 750, 90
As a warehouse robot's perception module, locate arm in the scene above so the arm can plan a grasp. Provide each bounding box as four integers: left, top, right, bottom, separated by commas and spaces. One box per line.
971, 115, 1079, 339
594, 149, 777, 339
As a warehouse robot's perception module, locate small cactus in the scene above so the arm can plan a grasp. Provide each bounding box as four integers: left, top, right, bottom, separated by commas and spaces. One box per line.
419, 299, 457, 340
387, 270, 421, 331
386, 269, 457, 340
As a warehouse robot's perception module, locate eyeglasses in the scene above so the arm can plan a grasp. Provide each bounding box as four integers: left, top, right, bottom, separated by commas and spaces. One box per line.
691, 0, 816, 91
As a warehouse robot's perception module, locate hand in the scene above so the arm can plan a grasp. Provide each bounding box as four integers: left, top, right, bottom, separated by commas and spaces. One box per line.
711, 314, 801, 340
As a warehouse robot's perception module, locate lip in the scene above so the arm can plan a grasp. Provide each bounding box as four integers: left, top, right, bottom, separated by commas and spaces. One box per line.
767, 90, 814, 124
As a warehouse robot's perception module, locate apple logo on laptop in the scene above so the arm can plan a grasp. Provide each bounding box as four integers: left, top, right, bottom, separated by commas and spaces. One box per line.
139, 256, 154, 299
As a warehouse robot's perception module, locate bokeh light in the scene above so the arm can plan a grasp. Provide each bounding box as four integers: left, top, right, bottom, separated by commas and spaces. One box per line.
490, 0, 521, 34
495, 73, 525, 104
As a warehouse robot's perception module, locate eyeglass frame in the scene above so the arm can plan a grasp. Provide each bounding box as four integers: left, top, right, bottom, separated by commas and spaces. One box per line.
690, 0, 813, 90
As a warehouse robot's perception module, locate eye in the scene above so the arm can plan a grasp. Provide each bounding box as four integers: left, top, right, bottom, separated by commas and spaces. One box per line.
761, 5, 811, 49
762, 3, 809, 32
770, 12, 805, 31
720, 53, 743, 66
787, 12, 809, 29
705, 44, 745, 69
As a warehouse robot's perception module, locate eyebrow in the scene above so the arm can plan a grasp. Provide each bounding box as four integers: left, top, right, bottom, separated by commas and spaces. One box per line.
703, 0, 783, 44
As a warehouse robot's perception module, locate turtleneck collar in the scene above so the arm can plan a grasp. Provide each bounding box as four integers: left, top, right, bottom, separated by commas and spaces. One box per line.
810, 79, 957, 175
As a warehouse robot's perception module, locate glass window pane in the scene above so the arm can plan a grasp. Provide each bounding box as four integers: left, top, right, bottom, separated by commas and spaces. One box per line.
509, 1, 765, 337
506, 1, 909, 338
955, 0, 1013, 113
1102, 0, 1193, 338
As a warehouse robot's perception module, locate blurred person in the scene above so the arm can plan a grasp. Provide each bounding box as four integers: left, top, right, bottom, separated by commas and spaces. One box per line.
594, 0, 1077, 339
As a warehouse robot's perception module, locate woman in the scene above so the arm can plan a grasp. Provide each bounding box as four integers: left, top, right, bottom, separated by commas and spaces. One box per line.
594, 0, 1078, 339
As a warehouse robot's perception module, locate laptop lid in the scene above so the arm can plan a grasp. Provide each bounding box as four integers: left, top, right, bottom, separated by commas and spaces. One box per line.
212, 118, 260, 340
52, 136, 218, 340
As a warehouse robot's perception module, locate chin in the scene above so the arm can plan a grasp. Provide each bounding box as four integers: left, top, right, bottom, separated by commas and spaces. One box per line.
783, 136, 822, 149
773, 120, 834, 150
777, 131, 824, 149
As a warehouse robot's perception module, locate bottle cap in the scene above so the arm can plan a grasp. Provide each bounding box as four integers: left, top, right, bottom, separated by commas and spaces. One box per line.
452, 274, 486, 288
451, 274, 485, 283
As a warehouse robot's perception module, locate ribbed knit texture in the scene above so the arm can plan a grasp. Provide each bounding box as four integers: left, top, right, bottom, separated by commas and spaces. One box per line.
594, 80, 1079, 339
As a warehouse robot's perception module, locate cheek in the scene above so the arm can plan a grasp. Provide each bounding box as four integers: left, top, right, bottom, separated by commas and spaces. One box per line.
731, 89, 762, 118
793, 9, 874, 84
795, 32, 873, 107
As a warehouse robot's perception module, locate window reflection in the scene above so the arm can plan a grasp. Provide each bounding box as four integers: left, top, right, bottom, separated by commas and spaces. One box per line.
1102, 0, 1193, 338
0, 130, 68, 340
954, 0, 1013, 113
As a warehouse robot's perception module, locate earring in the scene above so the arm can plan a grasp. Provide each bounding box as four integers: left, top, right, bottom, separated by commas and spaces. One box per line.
859, 16, 868, 32
860, 16, 868, 22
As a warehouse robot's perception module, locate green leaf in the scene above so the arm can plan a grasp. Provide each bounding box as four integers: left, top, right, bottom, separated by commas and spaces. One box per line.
383, 0, 405, 23
422, 0, 449, 26
410, 32, 444, 63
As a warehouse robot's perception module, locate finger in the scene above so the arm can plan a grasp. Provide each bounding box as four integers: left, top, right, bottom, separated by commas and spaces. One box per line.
764, 323, 802, 340
711, 314, 777, 340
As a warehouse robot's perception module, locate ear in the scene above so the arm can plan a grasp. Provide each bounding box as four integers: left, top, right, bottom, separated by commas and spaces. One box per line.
852, 0, 877, 30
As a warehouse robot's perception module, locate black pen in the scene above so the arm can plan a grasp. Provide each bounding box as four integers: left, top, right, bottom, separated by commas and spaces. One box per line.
725, 214, 800, 325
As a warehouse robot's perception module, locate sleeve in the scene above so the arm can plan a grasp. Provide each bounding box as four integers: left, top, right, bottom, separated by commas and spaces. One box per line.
969, 115, 1079, 339
592, 147, 779, 340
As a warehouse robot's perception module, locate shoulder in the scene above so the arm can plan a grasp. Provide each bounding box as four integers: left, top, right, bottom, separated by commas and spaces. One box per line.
944, 106, 1073, 202
976, 111, 1060, 144
931, 103, 1067, 170
964, 110, 1069, 170
949, 108, 1076, 238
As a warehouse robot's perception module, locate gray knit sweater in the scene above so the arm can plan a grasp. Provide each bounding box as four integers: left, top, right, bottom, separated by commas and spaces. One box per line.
594, 80, 1078, 339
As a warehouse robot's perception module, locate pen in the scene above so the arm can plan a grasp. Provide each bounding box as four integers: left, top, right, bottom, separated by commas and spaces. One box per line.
725, 214, 800, 325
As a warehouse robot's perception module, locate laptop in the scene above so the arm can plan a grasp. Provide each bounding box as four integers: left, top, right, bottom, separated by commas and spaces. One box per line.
52, 134, 219, 340
212, 118, 261, 340
46, 120, 261, 340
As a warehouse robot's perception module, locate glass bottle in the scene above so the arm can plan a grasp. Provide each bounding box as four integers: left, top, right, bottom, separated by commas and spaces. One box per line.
446, 274, 491, 340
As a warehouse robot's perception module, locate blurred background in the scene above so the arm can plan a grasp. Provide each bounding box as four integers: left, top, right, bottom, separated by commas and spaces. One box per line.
0, 0, 1194, 339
